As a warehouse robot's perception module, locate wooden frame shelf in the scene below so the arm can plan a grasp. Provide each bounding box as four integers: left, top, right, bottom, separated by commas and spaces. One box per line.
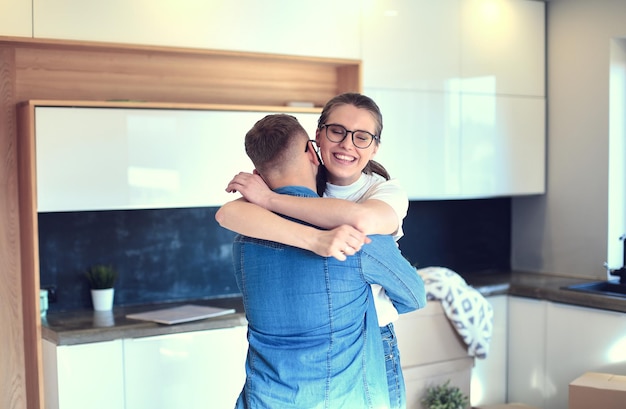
5, 36, 361, 107
1, 35, 361, 409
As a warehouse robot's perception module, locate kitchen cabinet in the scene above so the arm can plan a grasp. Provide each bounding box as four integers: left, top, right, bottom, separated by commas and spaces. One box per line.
42, 339, 125, 409
32, 0, 360, 59
460, 0, 545, 97
507, 297, 626, 409
460, 95, 546, 197
43, 325, 248, 409
471, 295, 508, 406
124, 326, 248, 409
362, 0, 545, 97
543, 302, 626, 409
361, 0, 461, 92
367, 89, 462, 199
0, 0, 32, 37
507, 296, 547, 408
32, 103, 319, 212
367, 89, 545, 199
363, 0, 546, 198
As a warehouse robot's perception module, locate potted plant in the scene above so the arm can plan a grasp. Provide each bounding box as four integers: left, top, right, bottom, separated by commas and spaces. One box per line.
85, 264, 119, 311
421, 380, 469, 409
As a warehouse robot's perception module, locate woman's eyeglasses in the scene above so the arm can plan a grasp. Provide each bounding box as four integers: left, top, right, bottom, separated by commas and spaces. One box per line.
320, 123, 379, 149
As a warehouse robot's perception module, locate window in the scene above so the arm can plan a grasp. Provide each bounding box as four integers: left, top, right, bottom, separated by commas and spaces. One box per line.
607, 38, 626, 276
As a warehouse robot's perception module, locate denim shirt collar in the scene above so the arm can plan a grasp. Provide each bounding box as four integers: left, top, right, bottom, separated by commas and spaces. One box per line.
273, 185, 318, 198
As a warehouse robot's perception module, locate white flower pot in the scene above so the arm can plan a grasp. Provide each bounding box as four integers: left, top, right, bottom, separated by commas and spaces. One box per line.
93, 310, 115, 327
91, 288, 115, 311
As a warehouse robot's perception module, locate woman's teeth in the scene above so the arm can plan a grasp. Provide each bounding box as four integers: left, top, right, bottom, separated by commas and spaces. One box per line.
334, 153, 356, 162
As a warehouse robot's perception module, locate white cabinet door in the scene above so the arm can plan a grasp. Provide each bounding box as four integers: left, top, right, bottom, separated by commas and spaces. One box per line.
362, 0, 461, 91
43, 339, 125, 409
507, 296, 547, 408
33, 0, 360, 59
471, 295, 508, 406
35, 106, 319, 212
366, 88, 462, 199
544, 302, 626, 409
460, 95, 546, 197
0, 0, 32, 37
123, 326, 248, 409
367, 90, 545, 199
460, 0, 545, 97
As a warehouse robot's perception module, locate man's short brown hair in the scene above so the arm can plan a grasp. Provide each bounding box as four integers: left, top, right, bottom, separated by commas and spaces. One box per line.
245, 114, 309, 175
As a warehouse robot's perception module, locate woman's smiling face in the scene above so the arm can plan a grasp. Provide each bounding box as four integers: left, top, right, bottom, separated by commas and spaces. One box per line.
315, 104, 379, 186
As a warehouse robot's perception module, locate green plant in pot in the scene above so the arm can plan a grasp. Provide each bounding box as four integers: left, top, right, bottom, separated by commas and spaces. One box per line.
421, 380, 469, 409
85, 264, 118, 289
85, 264, 118, 311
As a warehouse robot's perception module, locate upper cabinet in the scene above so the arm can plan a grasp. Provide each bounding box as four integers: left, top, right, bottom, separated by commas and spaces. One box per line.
362, 0, 545, 97
32, 0, 361, 59
0, 0, 32, 37
368, 89, 463, 199
361, 0, 461, 92
31, 103, 320, 212
460, 94, 546, 197
370, 89, 546, 199
363, 0, 546, 199
461, 0, 545, 97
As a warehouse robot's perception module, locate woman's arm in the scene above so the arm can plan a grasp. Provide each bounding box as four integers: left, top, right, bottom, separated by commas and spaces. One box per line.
226, 172, 401, 235
215, 198, 369, 261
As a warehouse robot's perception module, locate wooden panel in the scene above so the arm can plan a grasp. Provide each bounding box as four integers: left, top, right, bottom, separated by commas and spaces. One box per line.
9, 37, 360, 107
0, 46, 28, 409
17, 103, 42, 409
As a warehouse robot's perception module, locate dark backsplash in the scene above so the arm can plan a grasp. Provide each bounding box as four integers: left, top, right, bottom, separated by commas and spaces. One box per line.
39, 198, 510, 311
398, 198, 511, 274
38, 207, 240, 312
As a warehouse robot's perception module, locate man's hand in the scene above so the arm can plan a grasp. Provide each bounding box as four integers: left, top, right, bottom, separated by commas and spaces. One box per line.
225, 172, 273, 209
308, 225, 372, 261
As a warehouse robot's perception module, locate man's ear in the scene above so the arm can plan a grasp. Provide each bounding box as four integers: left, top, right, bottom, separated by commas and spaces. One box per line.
252, 169, 260, 175
306, 144, 320, 166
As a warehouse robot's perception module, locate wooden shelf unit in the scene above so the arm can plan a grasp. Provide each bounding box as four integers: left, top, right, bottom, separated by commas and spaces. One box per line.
1, 36, 361, 409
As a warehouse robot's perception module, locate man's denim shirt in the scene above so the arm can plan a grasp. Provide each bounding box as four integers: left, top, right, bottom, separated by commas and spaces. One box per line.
233, 185, 426, 409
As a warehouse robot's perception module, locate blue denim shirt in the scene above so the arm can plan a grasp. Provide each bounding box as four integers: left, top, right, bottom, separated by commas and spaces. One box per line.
233, 186, 425, 409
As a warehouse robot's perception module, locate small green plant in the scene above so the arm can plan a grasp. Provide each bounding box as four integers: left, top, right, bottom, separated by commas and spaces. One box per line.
422, 380, 469, 409
85, 264, 119, 289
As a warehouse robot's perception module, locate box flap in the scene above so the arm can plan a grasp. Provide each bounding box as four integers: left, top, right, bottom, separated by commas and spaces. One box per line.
571, 372, 626, 391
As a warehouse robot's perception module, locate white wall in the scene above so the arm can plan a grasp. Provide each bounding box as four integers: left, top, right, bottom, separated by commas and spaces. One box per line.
512, 0, 626, 279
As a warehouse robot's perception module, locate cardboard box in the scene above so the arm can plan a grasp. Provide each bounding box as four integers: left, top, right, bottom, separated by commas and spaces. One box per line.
403, 357, 473, 409
395, 301, 468, 367
569, 372, 626, 409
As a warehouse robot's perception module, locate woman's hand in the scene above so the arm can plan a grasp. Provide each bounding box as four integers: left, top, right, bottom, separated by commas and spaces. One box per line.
225, 172, 273, 209
309, 225, 371, 261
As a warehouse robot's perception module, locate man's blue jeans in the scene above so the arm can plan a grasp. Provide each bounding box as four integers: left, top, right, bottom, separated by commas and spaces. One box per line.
381, 323, 406, 409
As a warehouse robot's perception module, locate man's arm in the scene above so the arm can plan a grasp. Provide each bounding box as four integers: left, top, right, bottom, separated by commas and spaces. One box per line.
360, 235, 426, 313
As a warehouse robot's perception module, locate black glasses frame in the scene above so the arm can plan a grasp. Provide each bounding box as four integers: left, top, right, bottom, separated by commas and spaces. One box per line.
305, 139, 323, 164
320, 123, 379, 149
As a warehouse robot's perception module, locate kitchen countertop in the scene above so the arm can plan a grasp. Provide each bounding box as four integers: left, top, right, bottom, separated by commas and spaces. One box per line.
465, 270, 626, 313
42, 296, 247, 346
42, 271, 626, 346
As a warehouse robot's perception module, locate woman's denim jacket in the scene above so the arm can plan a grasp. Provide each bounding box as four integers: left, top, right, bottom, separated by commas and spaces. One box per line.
233, 186, 426, 409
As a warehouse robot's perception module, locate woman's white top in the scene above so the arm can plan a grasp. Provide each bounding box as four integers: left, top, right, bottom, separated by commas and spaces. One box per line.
324, 173, 409, 326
